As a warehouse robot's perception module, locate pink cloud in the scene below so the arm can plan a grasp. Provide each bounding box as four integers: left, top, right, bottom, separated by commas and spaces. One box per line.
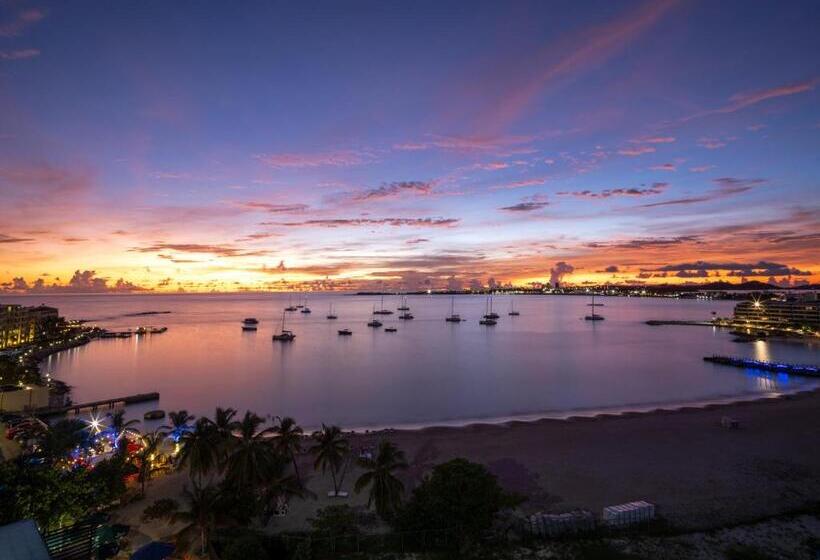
649, 163, 676, 171
255, 150, 374, 168
680, 77, 818, 122
0, 48, 40, 60
618, 146, 656, 156
632, 136, 676, 144
490, 177, 549, 190
478, 0, 679, 133
557, 182, 668, 199
394, 134, 536, 155
0, 9, 46, 38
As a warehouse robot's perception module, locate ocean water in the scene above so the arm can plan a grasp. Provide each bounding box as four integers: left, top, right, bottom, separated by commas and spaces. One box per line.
7, 293, 819, 429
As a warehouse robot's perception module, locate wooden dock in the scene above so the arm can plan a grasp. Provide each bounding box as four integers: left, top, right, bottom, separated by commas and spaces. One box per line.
33, 392, 160, 417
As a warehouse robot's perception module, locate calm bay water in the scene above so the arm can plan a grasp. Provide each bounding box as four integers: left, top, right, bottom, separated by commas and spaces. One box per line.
8, 293, 819, 429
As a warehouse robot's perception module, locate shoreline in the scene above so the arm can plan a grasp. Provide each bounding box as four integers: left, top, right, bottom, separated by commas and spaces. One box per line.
340, 382, 820, 434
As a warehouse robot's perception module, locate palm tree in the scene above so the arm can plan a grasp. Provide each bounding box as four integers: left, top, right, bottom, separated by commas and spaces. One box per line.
223, 410, 278, 494
310, 424, 350, 497
107, 410, 140, 447
272, 416, 304, 485
207, 406, 238, 470
38, 418, 87, 463
177, 418, 218, 485
136, 429, 166, 495
171, 483, 224, 556
162, 410, 195, 442
354, 440, 408, 520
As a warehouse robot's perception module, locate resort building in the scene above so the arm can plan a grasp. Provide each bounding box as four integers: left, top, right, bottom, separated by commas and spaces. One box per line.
0, 304, 59, 350
733, 294, 820, 330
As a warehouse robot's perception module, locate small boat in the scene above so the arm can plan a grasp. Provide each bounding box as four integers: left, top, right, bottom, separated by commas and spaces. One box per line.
243, 318, 259, 324
373, 295, 393, 315
144, 410, 165, 421
397, 295, 410, 311
272, 310, 296, 341
483, 297, 499, 320
272, 330, 296, 341
445, 296, 462, 322
508, 300, 520, 316
584, 292, 605, 321
338, 328, 352, 336
326, 303, 338, 320
399, 312, 414, 320
285, 295, 298, 312
385, 327, 397, 332
367, 319, 383, 328
479, 318, 497, 326
300, 298, 311, 314
241, 324, 257, 331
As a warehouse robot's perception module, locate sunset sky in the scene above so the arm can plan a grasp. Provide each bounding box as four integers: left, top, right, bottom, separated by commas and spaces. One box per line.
1, 0, 818, 293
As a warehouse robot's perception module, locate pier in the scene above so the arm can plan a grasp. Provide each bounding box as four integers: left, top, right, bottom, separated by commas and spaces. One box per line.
33, 392, 160, 417
703, 356, 819, 377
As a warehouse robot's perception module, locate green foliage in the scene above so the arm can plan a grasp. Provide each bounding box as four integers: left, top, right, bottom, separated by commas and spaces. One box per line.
308, 505, 360, 538
0, 455, 131, 530
142, 498, 180, 522
354, 440, 408, 521
394, 458, 523, 541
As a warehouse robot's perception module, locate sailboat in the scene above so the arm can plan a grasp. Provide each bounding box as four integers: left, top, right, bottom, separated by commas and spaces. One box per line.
508, 298, 520, 316
445, 296, 462, 322
285, 295, 297, 312
326, 303, 338, 320
397, 295, 410, 311
300, 296, 311, 314
584, 292, 605, 321
373, 295, 393, 315
479, 297, 497, 325
272, 310, 296, 341
483, 296, 499, 320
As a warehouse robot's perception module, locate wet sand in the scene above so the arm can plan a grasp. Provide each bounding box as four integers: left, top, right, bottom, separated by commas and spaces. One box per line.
350, 389, 820, 530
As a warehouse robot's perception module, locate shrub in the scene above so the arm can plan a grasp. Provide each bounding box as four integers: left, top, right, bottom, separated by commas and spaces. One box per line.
394, 458, 523, 542
141, 498, 179, 522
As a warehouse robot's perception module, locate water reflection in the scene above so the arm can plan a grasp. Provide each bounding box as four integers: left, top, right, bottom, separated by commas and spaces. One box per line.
9, 293, 818, 428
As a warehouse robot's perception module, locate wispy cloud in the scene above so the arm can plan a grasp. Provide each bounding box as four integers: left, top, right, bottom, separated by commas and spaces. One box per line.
348, 181, 434, 202
254, 150, 375, 168
490, 177, 549, 190
0, 48, 40, 60
679, 77, 818, 123
649, 163, 676, 171
0, 8, 46, 38
640, 177, 764, 208
264, 217, 460, 228
132, 243, 269, 258
558, 183, 667, 199
393, 134, 536, 155
500, 194, 549, 212
235, 202, 310, 213
618, 145, 656, 156
0, 234, 34, 243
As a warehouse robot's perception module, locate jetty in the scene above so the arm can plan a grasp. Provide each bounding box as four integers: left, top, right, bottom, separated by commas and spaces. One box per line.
646, 320, 716, 327
33, 392, 160, 417
703, 356, 819, 377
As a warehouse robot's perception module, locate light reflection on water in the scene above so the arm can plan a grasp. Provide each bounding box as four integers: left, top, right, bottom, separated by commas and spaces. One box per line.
6, 293, 819, 429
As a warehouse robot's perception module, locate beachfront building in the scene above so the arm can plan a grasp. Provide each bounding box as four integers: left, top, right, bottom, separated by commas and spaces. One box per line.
0, 304, 59, 350
733, 294, 820, 330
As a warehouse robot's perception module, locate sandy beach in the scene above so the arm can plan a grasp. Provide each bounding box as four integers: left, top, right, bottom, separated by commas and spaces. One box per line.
349, 389, 820, 531
114, 388, 820, 543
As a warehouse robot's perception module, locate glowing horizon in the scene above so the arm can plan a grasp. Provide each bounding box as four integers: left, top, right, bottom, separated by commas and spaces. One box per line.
1, 1, 818, 293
